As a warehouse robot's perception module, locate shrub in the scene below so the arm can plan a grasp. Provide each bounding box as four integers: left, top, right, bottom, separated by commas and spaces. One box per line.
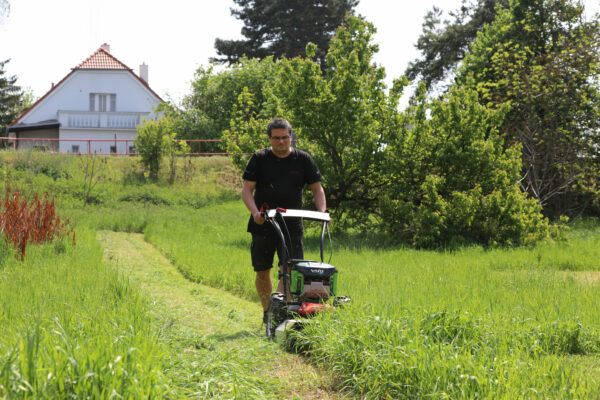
135, 117, 188, 181
0, 188, 74, 260
378, 85, 551, 247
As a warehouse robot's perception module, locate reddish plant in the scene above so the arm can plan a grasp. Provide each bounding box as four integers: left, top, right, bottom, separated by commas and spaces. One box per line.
0, 188, 75, 260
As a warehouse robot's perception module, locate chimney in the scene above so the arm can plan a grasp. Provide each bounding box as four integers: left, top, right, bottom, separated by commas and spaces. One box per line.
101, 43, 110, 53
139, 62, 149, 84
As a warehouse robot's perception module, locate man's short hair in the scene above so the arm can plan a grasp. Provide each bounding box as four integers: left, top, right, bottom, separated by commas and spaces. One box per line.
266, 118, 292, 137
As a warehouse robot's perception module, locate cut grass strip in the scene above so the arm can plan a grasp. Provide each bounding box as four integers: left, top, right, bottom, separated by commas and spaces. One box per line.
98, 231, 349, 399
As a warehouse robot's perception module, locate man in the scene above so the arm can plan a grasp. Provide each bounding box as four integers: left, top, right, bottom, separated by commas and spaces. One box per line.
241, 118, 326, 324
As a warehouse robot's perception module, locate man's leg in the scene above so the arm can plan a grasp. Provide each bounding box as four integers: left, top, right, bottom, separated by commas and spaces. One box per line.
251, 234, 276, 322
255, 270, 272, 312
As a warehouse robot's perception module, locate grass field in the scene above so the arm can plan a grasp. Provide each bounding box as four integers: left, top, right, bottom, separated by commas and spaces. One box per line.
1, 151, 600, 398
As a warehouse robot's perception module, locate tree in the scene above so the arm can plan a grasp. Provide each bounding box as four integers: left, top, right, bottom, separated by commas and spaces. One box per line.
406, 0, 509, 92
134, 117, 187, 181
221, 87, 270, 172
379, 84, 551, 247
184, 57, 278, 142
0, 59, 24, 134
269, 17, 406, 225
213, 0, 358, 70
456, 0, 600, 217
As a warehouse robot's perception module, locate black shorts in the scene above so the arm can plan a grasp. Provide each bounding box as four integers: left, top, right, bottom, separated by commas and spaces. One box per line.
250, 233, 304, 272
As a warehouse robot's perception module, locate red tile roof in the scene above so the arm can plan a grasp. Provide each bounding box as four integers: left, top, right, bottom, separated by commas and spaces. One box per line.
8, 45, 163, 127
76, 48, 131, 70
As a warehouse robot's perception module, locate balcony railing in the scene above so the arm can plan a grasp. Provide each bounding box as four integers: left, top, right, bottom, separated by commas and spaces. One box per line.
57, 111, 150, 130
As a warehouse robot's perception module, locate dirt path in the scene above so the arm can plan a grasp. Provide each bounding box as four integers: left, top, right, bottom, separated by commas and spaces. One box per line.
98, 231, 348, 399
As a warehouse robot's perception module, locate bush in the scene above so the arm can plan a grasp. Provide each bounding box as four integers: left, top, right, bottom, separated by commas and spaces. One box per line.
0, 188, 74, 260
135, 117, 188, 181
378, 85, 551, 247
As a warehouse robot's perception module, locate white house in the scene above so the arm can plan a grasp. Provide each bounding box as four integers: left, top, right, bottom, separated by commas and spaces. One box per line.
7, 44, 163, 154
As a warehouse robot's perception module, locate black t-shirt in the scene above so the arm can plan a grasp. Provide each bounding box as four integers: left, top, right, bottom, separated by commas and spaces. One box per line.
243, 147, 322, 236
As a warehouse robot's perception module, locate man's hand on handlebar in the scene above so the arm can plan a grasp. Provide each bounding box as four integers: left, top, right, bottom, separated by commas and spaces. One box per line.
253, 211, 266, 225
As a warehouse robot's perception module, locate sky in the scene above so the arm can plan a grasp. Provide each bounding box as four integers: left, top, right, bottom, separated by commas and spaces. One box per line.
1, 0, 599, 105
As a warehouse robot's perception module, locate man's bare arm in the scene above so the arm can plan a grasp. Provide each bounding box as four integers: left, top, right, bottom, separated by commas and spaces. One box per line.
309, 182, 326, 213
242, 180, 265, 225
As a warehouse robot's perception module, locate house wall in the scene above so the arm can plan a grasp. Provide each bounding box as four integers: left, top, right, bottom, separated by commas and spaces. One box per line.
20, 70, 160, 125
59, 129, 137, 154
15, 128, 59, 151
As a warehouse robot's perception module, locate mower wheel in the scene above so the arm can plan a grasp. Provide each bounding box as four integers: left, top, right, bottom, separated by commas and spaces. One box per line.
266, 292, 286, 338
333, 296, 351, 308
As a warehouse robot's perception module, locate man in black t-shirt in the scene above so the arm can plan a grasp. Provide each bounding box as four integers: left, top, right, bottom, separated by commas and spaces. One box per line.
242, 118, 326, 324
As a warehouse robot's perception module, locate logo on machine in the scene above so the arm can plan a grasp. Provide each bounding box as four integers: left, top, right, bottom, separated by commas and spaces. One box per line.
310, 268, 324, 274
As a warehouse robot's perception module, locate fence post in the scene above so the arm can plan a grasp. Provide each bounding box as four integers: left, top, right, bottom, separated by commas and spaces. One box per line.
88, 140, 91, 155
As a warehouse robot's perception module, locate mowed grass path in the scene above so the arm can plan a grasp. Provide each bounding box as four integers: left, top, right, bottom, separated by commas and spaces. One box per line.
98, 231, 349, 399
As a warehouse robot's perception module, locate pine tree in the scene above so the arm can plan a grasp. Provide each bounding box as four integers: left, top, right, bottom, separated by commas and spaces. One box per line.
213, 0, 358, 70
406, 0, 509, 91
0, 59, 23, 134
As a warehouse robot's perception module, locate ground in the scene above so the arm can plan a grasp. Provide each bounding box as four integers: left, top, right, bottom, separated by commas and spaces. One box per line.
98, 231, 350, 399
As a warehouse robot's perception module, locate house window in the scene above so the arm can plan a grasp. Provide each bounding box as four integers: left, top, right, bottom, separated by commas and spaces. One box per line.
128, 146, 135, 154
110, 145, 117, 154
72, 145, 80, 154
89, 93, 116, 112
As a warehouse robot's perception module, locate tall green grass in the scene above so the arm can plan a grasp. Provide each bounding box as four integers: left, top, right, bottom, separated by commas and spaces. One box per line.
3, 151, 600, 398
141, 200, 600, 398
0, 228, 171, 398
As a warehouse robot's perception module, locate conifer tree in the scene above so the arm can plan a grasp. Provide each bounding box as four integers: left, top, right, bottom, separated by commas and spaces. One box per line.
0, 59, 23, 134
213, 0, 358, 70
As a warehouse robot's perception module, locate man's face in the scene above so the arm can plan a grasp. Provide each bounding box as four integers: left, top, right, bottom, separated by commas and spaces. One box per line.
269, 128, 292, 157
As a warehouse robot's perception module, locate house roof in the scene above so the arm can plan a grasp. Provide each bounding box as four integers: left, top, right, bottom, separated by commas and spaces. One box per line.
8, 119, 60, 132
8, 45, 163, 128
76, 47, 131, 70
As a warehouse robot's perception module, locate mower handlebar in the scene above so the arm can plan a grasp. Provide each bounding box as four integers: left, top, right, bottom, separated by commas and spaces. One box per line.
264, 209, 330, 223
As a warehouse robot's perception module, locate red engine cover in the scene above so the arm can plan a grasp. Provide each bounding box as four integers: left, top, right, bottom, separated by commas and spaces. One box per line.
298, 302, 332, 315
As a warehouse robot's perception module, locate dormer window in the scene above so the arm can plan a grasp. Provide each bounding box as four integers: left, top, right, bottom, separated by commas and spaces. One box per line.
89, 93, 116, 112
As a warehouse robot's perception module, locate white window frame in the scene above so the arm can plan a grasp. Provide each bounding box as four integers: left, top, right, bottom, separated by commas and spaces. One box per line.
89, 93, 116, 112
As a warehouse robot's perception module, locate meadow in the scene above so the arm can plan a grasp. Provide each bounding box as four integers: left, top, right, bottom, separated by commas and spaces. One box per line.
1, 151, 600, 398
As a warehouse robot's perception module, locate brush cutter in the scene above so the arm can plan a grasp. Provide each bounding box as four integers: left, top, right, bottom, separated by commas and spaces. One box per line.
263, 208, 349, 339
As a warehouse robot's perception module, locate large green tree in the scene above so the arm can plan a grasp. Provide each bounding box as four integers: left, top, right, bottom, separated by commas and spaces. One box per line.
406, 0, 509, 91
224, 15, 551, 247
270, 17, 405, 225
184, 58, 278, 142
456, 0, 600, 217
213, 0, 358, 70
0, 59, 24, 135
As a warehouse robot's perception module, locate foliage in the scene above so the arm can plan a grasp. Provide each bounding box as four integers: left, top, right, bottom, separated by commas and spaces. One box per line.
0, 228, 171, 398
220, 15, 551, 246
140, 198, 600, 398
4, 152, 600, 398
184, 58, 279, 142
134, 117, 188, 181
79, 153, 107, 206
0, 188, 74, 260
456, 0, 600, 217
221, 87, 270, 172
379, 84, 550, 247
0, 59, 25, 134
213, 0, 358, 70
406, 0, 509, 92
269, 17, 406, 225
